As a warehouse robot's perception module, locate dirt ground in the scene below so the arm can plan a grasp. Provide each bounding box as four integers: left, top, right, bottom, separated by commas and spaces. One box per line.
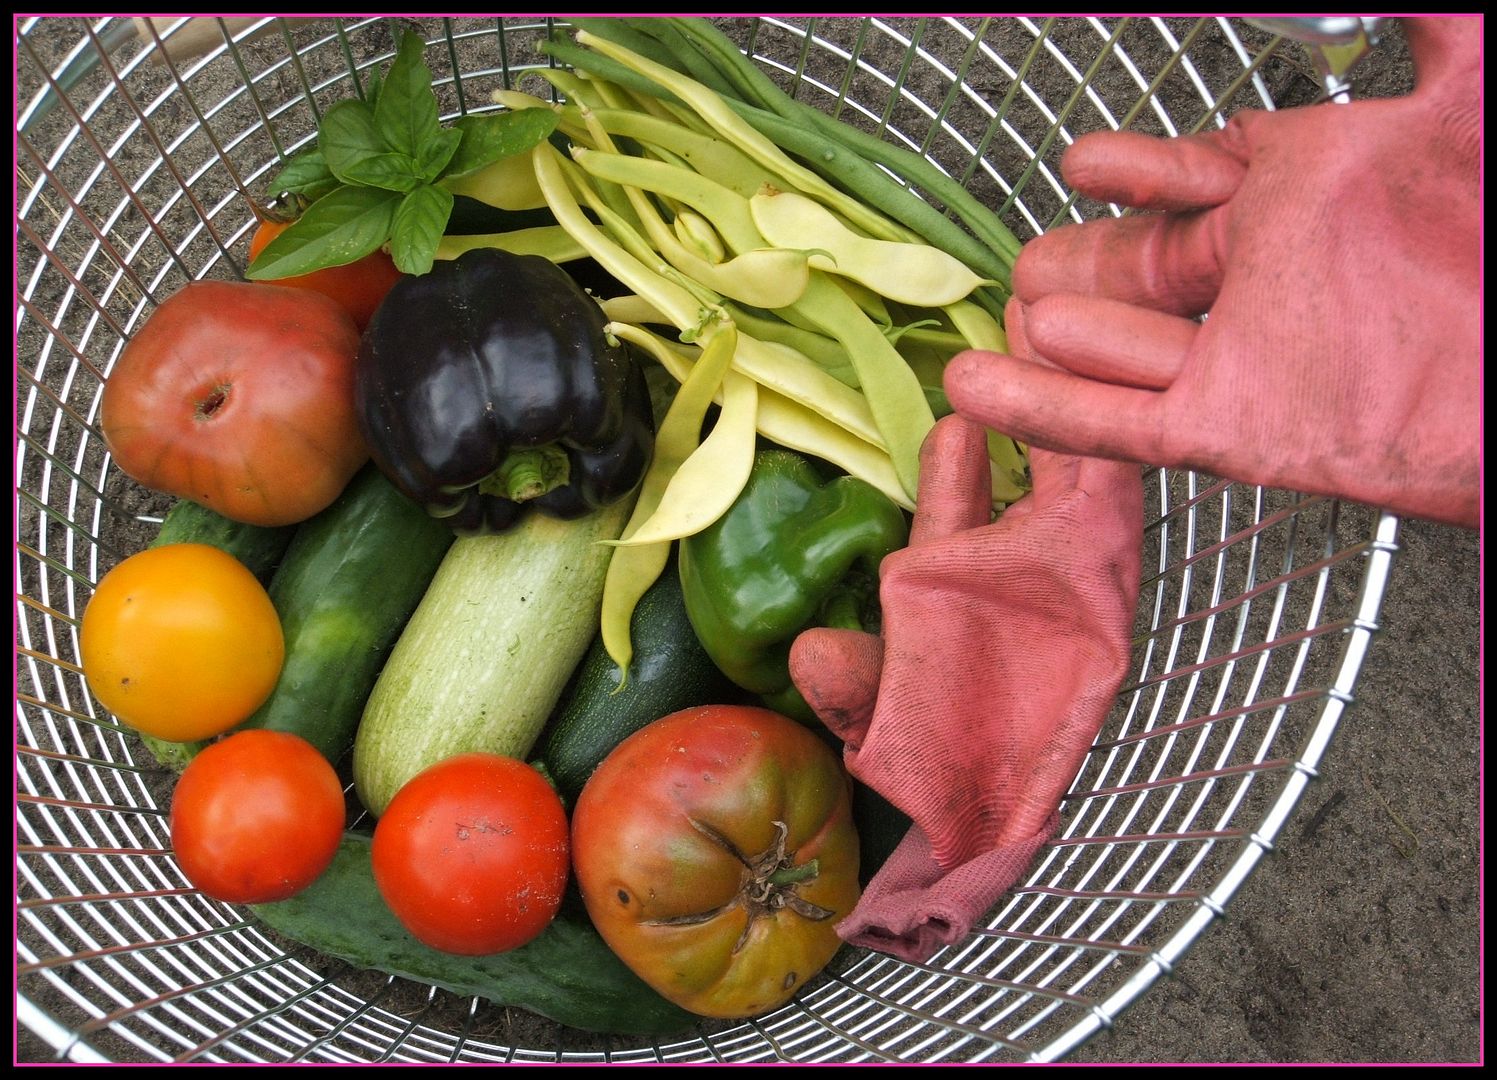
15, 16, 1481, 1065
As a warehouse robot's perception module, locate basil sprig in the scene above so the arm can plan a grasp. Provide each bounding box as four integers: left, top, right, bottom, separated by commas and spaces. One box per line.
248, 32, 557, 279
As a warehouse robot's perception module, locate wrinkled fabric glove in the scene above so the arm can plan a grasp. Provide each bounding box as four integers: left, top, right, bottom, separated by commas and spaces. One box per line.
945, 16, 1481, 529
789, 415, 1142, 961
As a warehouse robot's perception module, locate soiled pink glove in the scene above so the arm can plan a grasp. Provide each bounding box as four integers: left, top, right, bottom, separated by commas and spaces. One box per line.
789, 416, 1141, 961
946, 17, 1481, 529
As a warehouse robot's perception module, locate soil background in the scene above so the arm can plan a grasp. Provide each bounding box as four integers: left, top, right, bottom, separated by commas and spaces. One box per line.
15, 16, 1481, 1065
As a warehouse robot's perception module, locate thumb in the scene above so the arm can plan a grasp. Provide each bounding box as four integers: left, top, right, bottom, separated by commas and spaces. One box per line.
789, 628, 883, 749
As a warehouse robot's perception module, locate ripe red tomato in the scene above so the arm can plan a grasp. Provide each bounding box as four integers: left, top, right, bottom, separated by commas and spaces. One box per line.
571, 705, 861, 1019
249, 218, 403, 330
99, 280, 368, 527
371, 754, 570, 956
170, 730, 345, 904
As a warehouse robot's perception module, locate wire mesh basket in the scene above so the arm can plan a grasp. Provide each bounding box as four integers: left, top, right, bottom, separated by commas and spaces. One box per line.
16, 16, 1402, 1064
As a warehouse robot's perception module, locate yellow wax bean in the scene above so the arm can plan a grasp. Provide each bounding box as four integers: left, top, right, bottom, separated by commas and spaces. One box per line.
731, 333, 884, 449
587, 107, 789, 199
580, 110, 813, 310
599, 323, 738, 672
571, 146, 764, 255
609, 370, 758, 547
573, 29, 918, 246
434, 226, 588, 264
440, 138, 550, 211
751, 189, 992, 308
531, 141, 707, 335
600, 294, 670, 326
943, 299, 1009, 353
672, 210, 726, 264
787, 273, 935, 500
610, 322, 914, 513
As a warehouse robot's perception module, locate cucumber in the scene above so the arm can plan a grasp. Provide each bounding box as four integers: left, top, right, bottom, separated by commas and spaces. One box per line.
150, 497, 296, 583
252, 833, 695, 1036
136, 501, 298, 769
235, 465, 456, 764
353, 499, 633, 817
537, 555, 738, 803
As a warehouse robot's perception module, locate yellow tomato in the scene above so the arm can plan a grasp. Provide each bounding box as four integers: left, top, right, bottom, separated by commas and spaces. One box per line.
80, 543, 284, 741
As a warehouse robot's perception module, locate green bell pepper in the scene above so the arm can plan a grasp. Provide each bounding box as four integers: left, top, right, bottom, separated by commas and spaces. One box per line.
678, 447, 910, 720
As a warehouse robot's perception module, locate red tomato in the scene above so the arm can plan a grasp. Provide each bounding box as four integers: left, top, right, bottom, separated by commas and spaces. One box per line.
371, 754, 570, 956
571, 705, 861, 1019
249, 218, 403, 330
170, 730, 345, 904
99, 280, 368, 526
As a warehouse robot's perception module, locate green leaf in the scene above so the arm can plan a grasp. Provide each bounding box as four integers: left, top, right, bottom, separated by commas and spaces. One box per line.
363, 69, 383, 110
265, 148, 339, 203
389, 184, 454, 277
416, 126, 463, 182
442, 110, 561, 179
375, 32, 444, 169
246, 186, 401, 279
321, 99, 423, 192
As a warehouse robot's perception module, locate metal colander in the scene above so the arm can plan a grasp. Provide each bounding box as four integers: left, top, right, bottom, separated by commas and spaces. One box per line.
16, 16, 1401, 1064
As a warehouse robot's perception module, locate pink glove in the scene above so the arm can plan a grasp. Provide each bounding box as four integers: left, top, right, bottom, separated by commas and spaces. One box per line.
789, 416, 1142, 961
945, 17, 1481, 529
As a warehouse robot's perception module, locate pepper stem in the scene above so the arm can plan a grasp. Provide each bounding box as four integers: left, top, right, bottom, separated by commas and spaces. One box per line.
819, 589, 865, 632
488, 446, 572, 503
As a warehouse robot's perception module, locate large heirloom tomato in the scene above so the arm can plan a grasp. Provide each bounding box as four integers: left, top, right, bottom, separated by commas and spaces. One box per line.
100, 280, 367, 527
571, 705, 860, 1019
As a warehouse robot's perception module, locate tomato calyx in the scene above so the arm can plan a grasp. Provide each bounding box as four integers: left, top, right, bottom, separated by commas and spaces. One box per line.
647, 819, 836, 952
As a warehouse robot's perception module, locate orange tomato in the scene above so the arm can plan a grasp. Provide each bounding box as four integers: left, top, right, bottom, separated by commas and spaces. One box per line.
249, 218, 404, 330
80, 543, 284, 741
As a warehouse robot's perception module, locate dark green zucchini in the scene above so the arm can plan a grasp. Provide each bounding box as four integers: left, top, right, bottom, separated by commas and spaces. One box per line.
235, 464, 455, 764
252, 833, 696, 1036
536, 556, 738, 803
137, 501, 299, 768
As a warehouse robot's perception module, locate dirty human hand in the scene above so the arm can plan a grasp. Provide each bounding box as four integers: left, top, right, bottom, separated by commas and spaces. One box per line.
789, 416, 1142, 961
945, 17, 1480, 529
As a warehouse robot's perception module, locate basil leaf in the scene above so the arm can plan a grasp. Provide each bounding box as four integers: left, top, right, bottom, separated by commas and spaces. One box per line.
321, 99, 423, 192
442, 110, 560, 179
388, 183, 454, 277
245, 186, 401, 280
265, 148, 339, 202
416, 126, 463, 182
375, 32, 444, 169
363, 69, 383, 111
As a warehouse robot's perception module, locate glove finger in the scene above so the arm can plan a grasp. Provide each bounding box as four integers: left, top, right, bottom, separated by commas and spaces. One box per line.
1012, 208, 1228, 318
944, 349, 1167, 466
788, 627, 883, 748
909, 415, 993, 545
1062, 128, 1246, 212
1405, 16, 1481, 92
1023, 293, 1196, 390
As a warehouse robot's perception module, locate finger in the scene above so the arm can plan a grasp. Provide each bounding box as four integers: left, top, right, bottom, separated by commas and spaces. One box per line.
1404, 16, 1481, 92
944, 349, 1167, 466
1062, 128, 1246, 211
789, 628, 883, 748
909, 415, 992, 545
1022, 294, 1196, 390
1012, 207, 1227, 318
1003, 295, 1035, 363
